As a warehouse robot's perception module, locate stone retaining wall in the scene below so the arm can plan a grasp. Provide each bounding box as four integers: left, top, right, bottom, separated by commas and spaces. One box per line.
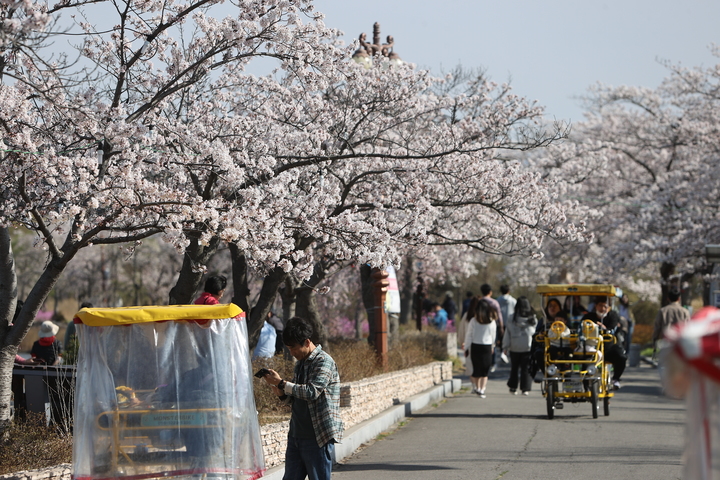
260, 360, 452, 468
2, 361, 453, 479
0, 464, 72, 480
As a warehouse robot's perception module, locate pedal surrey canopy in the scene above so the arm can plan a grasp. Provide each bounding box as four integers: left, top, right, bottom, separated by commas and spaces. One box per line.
72, 304, 265, 480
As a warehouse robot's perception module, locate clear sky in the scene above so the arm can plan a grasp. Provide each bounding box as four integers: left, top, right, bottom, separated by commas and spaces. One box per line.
311, 0, 720, 122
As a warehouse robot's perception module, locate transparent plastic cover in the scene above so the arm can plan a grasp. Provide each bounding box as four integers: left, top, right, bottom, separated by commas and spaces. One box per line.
72, 311, 265, 480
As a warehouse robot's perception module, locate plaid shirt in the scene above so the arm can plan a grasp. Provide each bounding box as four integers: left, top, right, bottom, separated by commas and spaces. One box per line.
284, 345, 343, 447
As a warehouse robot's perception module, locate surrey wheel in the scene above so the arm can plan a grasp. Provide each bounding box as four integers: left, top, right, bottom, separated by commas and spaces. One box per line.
603, 395, 610, 416
546, 381, 557, 419
590, 381, 599, 419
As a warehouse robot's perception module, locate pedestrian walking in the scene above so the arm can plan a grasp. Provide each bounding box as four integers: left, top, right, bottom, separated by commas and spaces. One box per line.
480, 284, 504, 372
502, 297, 537, 395
617, 294, 634, 353
461, 296, 481, 377
653, 288, 690, 347
497, 285, 517, 331
463, 299, 496, 398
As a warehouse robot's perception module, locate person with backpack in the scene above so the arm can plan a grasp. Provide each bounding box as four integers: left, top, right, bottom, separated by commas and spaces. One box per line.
502, 297, 537, 395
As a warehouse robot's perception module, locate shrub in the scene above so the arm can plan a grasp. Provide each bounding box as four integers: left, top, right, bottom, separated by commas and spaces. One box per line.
632, 300, 659, 325
632, 324, 654, 345
0, 413, 72, 475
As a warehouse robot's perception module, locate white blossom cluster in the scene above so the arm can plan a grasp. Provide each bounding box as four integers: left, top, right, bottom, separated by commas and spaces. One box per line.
509, 50, 720, 292
0, 0, 589, 283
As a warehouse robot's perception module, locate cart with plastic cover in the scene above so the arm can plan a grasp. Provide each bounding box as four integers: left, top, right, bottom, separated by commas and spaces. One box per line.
535, 284, 621, 419
72, 304, 265, 480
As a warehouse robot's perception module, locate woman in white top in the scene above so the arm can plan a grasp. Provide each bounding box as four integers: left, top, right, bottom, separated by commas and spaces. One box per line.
463, 298, 497, 398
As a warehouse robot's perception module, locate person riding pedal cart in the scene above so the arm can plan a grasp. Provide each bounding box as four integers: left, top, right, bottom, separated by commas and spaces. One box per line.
582, 296, 627, 390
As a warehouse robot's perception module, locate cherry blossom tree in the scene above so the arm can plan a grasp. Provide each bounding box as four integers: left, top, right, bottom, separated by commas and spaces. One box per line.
514, 50, 720, 303
178, 61, 597, 346
0, 0, 346, 433
0, 0, 592, 435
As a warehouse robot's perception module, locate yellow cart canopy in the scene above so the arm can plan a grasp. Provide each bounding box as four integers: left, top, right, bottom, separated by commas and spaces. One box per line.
536, 284, 618, 297
74, 304, 243, 327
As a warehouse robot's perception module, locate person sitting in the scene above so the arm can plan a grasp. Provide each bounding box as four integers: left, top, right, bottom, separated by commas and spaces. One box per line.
563, 296, 588, 323
531, 298, 568, 380
582, 296, 627, 389
194, 275, 227, 305
540, 297, 567, 332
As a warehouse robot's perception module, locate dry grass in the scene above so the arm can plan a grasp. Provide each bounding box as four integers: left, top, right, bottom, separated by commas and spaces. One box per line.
632, 324, 653, 346
0, 413, 72, 475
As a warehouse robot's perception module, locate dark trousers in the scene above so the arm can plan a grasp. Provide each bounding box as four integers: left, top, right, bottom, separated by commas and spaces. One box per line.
283, 437, 334, 480
605, 341, 627, 380
507, 351, 532, 392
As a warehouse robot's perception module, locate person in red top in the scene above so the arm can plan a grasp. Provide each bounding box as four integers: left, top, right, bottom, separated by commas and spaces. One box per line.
194, 275, 227, 305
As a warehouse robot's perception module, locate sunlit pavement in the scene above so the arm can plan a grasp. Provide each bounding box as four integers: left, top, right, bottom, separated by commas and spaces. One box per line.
333, 362, 684, 480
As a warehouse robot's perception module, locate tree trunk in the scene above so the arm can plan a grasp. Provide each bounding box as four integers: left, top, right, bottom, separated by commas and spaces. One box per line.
360, 264, 376, 345
354, 299, 363, 339
279, 276, 298, 323
0, 228, 17, 333
703, 264, 715, 306
0, 228, 17, 437
245, 267, 288, 350
413, 273, 427, 331
399, 257, 414, 325
294, 262, 329, 347
659, 262, 677, 307
168, 233, 221, 305
0, 230, 80, 435
680, 272, 694, 308
228, 243, 251, 313
0, 347, 15, 438
388, 313, 399, 345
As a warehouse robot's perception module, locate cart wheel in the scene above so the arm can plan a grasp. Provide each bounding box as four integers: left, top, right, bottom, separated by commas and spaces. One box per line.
603, 395, 610, 416
546, 381, 557, 419
590, 381, 599, 419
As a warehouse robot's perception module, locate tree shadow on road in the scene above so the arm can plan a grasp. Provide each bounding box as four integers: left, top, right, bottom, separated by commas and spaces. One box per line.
334, 462, 456, 472
412, 412, 586, 420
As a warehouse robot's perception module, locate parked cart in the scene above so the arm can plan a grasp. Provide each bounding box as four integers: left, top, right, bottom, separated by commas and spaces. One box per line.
72, 304, 265, 480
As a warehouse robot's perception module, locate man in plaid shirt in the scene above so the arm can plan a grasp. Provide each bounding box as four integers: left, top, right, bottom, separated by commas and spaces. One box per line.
263, 317, 343, 480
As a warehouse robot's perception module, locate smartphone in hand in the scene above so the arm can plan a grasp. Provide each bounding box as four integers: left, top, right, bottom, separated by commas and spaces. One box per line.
254, 368, 271, 378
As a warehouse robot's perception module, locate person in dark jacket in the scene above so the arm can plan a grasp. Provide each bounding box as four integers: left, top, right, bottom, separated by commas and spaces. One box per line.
582, 296, 627, 389
31, 321, 62, 365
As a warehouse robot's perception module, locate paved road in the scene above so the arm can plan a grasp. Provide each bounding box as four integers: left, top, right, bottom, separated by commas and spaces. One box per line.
333, 364, 684, 480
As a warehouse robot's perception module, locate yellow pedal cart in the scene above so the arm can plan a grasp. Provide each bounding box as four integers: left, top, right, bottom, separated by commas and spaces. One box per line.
536, 284, 620, 419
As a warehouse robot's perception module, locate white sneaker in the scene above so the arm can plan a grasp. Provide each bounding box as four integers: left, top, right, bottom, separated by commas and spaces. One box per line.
490, 365, 497, 373
522, 391, 530, 396
612, 380, 621, 390
509, 389, 517, 395
479, 392, 486, 398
